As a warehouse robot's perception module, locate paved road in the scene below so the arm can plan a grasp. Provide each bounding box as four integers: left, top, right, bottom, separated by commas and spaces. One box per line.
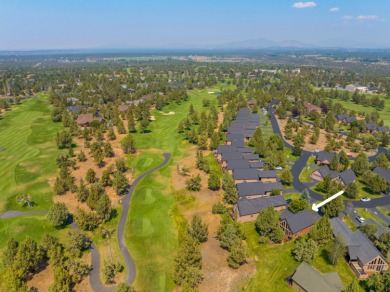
88, 152, 171, 292
369, 208, 390, 226
0, 210, 48, 219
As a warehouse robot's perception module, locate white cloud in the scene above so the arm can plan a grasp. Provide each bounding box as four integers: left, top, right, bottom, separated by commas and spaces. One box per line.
329, 7, 339, 13
357, 15, 379, 22
292, 2, 316, 9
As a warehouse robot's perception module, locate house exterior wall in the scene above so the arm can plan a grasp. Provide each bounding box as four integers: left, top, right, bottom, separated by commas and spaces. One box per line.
260, 178, 277, 183
234, 179, 258, 184
280, 220, 314, 241
237, 205, 286, 223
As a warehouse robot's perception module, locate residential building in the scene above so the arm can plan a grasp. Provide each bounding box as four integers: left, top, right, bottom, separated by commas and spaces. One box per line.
331, 218, 388, 279
237, 181, 283, 199
235, 195, 286, 222
279, 209, 319, 241
315, 152, 336, 166
288, 262, 344, 292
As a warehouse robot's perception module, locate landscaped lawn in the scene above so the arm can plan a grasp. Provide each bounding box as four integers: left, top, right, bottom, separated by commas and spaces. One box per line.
377, 206, 390, 218
0, 94, 65, 213
242, 222, 361, 291
125, 85, 230, 291
342, 215, 357, 231
299, 166, 315, 183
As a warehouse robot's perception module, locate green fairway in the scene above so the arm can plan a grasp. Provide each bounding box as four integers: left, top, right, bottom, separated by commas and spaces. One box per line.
0, 214, 70, 269
0, 94, 64, 212
124, 85, 230, 291
242, 222, 361, 291
126, 171, 177, 291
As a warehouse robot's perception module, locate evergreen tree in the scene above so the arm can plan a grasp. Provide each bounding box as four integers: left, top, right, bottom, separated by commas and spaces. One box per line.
77, 178, 89, 202
47, 202, 69, 228
113, 171, 129, 195
352, 152, 369, 176
327, 235, 347, 265
189, 214, 208, 242
294, 238, 318, 262
310, 216, 333, 245
208, 173, 220, 190
121, 133, 136, 154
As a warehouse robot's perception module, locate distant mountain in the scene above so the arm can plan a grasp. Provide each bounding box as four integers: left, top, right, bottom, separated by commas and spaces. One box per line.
215, 38, 312, 49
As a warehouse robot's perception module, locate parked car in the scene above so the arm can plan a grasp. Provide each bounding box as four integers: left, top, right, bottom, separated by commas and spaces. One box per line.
275, 166, 283, 170
361, 197, 371, 202
356, 215, 365, 223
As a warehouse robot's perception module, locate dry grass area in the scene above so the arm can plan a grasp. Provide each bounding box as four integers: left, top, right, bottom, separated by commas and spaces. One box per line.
27, 252, 93, 291
277, 118, 375, 157
173, 145, 256, 291
53, 124, 133, 213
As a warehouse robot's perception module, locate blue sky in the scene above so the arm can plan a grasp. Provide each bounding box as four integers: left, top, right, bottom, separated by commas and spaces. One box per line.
1, 0, 390, 50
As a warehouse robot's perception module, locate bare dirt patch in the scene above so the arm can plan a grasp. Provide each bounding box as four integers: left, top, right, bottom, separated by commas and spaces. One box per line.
172, 145, 256, 291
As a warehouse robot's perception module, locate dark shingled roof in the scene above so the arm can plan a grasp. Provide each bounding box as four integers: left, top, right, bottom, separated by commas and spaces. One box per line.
377, 126, 390, 133
250, 161, 265, 169
217, 145, 237, 154
339, 168, 357, 185
316, 165, 339, 180
316, 151, 335, 163
373, 166, 390, 184
291, 262, 344, 292
242, 153, 259, 160
237, 196, 286, 216
226, 159, 251, 170
335, 114, 348, 121
226, 133, 244, 143
233, 169, 259, 180
331, 218, 387, 265
67, 106, 80, 113
237, 181, 283, 197
258, 170, 277, 178
231, 139, 245, 147
280, 209, 319, 234
236, 147, 254, 153
221, 152, 243, 162
366, 123, 377, 131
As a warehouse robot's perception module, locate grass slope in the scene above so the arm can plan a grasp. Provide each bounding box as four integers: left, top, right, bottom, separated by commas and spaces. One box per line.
0, 94, 64, 212
242, 222, 360, 291
125, 85, 230, 291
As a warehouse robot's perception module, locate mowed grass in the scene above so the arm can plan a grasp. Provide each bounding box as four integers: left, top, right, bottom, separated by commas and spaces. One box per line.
0, 94, 64, 212
0, 214, 70, 269
242, 222, 360, 291
125, 85, 229, 291
322, 95, 390, 126
242, 222, 299, 291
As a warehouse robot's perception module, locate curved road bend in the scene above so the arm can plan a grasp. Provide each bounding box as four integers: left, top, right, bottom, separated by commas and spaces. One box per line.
268, 101, 390, 208
89, 152, 171, 292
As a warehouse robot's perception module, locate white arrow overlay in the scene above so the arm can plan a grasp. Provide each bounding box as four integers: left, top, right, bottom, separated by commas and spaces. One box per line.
312, 190, 344, 212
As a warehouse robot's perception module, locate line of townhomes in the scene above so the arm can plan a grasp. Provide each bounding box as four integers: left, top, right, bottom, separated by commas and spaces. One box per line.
214, 107, 389, 289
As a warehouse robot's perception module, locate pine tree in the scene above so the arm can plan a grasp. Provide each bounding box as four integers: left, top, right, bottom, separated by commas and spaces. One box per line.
189, 214, 208, 242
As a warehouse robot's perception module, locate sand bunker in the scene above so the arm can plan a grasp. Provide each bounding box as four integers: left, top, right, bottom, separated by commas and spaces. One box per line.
207, 91, 215, 94
161, 111, 175, 115
149, 115, 156, 120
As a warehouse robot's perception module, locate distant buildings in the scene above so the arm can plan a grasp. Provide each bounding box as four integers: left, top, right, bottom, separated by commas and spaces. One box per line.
346, 84, 369, 93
